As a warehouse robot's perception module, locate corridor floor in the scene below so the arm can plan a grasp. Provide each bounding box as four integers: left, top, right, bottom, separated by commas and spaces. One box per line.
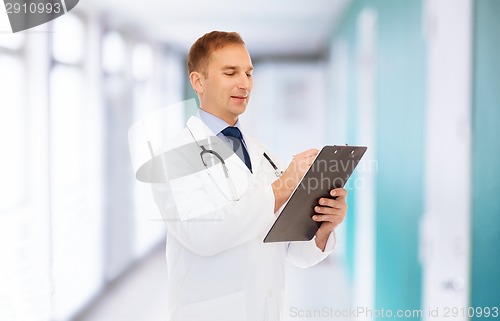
74, 244, 352, 321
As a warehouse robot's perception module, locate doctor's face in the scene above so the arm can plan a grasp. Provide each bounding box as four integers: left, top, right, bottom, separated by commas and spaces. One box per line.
198, 44, 253, 125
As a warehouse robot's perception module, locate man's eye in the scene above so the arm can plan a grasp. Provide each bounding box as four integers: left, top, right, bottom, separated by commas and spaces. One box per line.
246, 73, 252, 78
224, 73, 235, 76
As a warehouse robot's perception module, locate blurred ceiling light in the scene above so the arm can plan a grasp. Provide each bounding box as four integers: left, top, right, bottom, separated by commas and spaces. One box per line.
52, 13, 85, 64
102, 31, 127, 74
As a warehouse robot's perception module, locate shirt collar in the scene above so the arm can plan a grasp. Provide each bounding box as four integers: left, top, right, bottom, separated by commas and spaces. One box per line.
198, 108, 242, 136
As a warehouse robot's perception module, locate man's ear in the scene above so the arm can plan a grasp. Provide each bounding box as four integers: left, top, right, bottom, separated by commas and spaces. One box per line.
189, 71, 204, 94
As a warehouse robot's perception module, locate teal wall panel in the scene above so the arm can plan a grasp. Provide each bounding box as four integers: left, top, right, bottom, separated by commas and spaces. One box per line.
471, 0, 500, 316
374, 0, 425, 316
329, 0, 425, 317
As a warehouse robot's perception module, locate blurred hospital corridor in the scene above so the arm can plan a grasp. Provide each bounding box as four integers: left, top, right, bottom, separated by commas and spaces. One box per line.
1, 0, 500, 320
73, 247, 351, 321
73, 246, 169, 321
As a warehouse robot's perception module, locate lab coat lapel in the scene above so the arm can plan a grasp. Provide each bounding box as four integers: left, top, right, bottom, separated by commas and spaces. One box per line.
186, 116, 213, 143
242, 133, 266, 175
186, 116, 250, 173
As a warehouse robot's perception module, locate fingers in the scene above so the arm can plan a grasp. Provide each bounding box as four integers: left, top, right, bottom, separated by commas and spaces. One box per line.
312, 203, 346, 224
287, 148, 318, 178
313, 201, 347, 219
330, 188, 347, 199
315, 188, 348, 209
316, 197, 345, 210
312, 188, 348, 227
312, 213, 344, 224
294, 148, 319, 161
313, 205, 346, 216
299, 148, 319, 157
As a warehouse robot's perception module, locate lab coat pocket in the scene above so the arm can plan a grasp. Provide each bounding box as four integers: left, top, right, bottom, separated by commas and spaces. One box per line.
178, 291, 247, 321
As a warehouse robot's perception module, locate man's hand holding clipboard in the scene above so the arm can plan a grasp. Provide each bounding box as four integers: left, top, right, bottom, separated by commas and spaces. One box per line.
265, 145, 367, 248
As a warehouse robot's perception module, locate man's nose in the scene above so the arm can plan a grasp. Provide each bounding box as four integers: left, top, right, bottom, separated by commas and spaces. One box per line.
237, 73, 251, 90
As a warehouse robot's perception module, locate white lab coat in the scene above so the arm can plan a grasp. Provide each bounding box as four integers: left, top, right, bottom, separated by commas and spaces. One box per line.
151, 115, 335, 321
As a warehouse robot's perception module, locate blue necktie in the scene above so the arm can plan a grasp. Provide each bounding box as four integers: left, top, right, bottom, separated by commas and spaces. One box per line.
221, 126, 252, 173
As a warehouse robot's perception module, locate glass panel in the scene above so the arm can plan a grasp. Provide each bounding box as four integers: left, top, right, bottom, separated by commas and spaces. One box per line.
52, 13, 85, 64
0, 51, 51, 321
0, 55, 25, 211
50, 64, 103, 320
50, 65, 84, 191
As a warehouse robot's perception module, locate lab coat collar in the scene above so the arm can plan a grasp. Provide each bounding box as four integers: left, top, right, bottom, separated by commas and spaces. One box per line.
186, 115, 266, 175
197, 108, 244, 136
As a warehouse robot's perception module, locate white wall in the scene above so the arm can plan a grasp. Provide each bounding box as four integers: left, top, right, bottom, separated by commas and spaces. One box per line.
421, 0, 472, 318
243, 61, 328, 163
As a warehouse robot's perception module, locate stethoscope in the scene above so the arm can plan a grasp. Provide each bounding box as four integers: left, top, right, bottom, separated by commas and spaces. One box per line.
187, 125, 283, 201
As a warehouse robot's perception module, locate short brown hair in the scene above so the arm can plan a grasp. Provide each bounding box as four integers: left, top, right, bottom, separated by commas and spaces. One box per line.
188, 31, 245, 76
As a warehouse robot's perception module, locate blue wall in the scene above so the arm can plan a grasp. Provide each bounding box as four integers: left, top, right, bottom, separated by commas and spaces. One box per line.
374, 0, 425, 315
330, 0, 425, 317
471, 0, 500, 316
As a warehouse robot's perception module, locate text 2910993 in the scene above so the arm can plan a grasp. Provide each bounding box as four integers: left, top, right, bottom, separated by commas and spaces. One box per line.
5, 2, 62, 14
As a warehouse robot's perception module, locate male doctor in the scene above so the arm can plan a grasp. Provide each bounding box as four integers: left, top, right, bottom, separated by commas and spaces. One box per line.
151, 31, 348, 321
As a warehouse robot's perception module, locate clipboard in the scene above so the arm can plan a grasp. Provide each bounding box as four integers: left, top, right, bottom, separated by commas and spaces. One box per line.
263, 145, 367, 243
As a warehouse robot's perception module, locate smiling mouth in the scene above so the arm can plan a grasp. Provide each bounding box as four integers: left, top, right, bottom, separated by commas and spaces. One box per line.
231, 96, 247, 101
